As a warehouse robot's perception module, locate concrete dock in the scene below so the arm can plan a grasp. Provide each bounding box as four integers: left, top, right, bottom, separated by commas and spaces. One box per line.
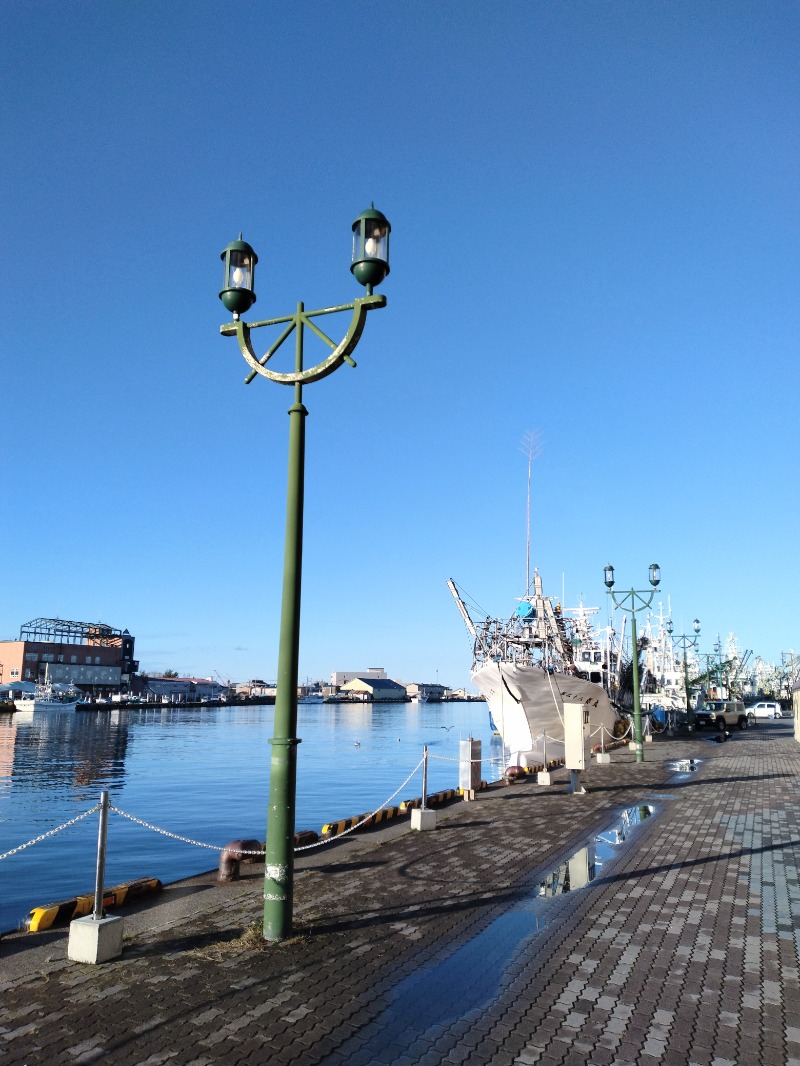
2, 722, 800, 1065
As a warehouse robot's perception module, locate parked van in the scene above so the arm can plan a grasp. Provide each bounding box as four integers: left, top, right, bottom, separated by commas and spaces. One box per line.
748, 701, 782, 719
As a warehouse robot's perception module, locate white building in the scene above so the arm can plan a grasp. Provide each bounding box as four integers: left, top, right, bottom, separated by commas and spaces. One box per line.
330, 667, 387, 686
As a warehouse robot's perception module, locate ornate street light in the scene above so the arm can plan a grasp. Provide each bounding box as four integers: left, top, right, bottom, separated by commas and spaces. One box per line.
667, 618, 701, 729
603, 563, 662, 762
218, 207, 391, 941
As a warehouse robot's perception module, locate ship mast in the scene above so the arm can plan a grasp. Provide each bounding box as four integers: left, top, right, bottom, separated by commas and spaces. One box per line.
520, 430, 542, 596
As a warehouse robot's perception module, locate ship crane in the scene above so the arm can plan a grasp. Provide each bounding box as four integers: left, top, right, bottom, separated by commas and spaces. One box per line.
447, 579, 477, 637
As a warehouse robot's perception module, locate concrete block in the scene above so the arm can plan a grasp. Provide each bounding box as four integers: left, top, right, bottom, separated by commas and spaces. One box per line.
595, 752, 612, 765
645, 734, 654, 743
537, 770, 552, 785
67, 914, 124, 964
461, 789, 476, 802
411, 807, 437, 831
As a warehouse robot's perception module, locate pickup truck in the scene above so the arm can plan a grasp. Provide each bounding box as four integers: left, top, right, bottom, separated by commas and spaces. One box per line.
694, 699, 750, 731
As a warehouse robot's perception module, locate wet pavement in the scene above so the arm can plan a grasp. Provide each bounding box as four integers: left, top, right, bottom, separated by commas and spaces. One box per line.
2, 722, 800, 1065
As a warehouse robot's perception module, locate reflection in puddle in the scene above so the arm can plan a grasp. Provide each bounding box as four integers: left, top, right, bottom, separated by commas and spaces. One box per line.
321, 804, 655, 1065
669, 758, 702, 774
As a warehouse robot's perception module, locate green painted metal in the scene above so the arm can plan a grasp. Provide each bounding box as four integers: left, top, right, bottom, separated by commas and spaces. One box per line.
629, 612, 643, 761
219, 236, 258, 315
220, 293, 386, 386
670, 629, 700, 730
219, 219, 389, 942
605, 571, 661, 763
351, 204, 391, 291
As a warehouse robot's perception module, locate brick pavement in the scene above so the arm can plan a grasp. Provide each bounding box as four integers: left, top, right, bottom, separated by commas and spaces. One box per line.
2, 721, 800, 1065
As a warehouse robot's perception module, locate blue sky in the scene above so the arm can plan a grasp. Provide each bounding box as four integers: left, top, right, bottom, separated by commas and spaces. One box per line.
1, 1, 797, 691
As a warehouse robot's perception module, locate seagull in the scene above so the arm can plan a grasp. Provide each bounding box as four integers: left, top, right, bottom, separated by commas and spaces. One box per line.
354, 741, 361, 747
441, 725, 454, 731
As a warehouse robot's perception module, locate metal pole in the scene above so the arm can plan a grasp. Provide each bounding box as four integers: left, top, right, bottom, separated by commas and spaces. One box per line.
421, 745, 428, 809
630, 611, 644, 762
93, 791, 110, 921
684, 644, 694, 731
263, 304, 307, 942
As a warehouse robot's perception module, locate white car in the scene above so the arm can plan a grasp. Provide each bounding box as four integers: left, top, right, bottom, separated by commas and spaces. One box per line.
749, 701, 782, 719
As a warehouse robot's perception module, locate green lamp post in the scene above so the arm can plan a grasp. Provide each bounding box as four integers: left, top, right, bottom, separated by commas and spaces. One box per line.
666, 618, 700, 730
603, 562, 662, 763
218, 207, 390, 942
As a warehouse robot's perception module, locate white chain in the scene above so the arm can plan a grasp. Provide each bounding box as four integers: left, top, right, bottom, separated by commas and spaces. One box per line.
109, 805, 243, 853
108, 757, 427, 857
0, 805, 100, 861
295, 756, 425, 851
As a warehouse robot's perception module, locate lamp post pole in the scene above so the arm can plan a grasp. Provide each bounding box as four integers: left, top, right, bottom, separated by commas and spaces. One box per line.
666, 618, 700, 730
603, 563, 662, 763
218, 207, 391, 941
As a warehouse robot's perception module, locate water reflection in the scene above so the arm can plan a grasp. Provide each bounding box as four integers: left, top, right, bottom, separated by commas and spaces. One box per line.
0, 701, 502, 933
1, 707, 130, 799
669, 758, 702, 775
320, 803, 655, 1066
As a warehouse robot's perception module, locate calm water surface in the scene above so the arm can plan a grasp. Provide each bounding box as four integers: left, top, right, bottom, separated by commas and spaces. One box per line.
0, 701, 502, 932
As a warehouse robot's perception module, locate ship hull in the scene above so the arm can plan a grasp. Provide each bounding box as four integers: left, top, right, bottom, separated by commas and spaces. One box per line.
472, 662, 618, 768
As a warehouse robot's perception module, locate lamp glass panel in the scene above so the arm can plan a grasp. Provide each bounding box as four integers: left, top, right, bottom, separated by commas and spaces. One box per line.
229, 250, 253, 289
363, 219, 388, 261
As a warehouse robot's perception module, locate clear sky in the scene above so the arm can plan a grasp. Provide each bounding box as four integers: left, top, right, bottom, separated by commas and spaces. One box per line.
1, 1, 798, 691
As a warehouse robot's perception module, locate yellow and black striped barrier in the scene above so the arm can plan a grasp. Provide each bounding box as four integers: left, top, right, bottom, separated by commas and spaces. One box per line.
321, 805, 403, 839
400, 787, 461, 812
26, 876, 162, 932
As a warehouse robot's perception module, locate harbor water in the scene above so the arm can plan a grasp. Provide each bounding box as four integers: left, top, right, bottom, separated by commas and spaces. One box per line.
0, 700, 503, 934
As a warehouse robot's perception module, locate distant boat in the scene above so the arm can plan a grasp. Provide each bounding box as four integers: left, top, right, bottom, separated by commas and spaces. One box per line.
409, 693, 429, 703
12, 669, 81, 712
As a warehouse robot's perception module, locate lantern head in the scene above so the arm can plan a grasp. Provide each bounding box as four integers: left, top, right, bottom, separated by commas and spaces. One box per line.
219, 236, 258, 316
351, 204, 391, 290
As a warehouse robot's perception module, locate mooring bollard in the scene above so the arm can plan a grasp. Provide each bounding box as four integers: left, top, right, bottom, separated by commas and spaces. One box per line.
68, 790, 124, 964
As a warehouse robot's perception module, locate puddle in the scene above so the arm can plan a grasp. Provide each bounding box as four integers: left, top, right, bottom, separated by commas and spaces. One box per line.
320, 804, 654, 1064
669, 758, 702, 775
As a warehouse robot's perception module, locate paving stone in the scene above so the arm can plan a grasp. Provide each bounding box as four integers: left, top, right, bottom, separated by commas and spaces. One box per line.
4, 731, 800, 1066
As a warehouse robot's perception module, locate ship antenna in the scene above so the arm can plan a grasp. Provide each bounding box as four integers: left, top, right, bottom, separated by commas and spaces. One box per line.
520, 430, 543, 596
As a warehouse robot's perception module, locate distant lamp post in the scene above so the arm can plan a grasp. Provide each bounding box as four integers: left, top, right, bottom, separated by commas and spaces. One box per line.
604, 563, 661, 762
666, 618, 701, 730
218, 207, 390, 942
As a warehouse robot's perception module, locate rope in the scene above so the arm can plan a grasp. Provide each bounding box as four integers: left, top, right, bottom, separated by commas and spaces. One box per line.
0, 805, 100, 861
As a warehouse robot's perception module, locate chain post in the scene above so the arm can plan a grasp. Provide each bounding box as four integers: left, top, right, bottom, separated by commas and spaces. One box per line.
93, 791, 110, 920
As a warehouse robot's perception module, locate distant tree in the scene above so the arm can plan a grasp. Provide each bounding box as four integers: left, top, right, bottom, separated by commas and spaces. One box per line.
163, 669, 179, 678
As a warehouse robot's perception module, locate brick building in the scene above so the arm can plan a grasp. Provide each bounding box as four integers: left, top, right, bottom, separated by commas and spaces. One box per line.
0, 617, 138, 696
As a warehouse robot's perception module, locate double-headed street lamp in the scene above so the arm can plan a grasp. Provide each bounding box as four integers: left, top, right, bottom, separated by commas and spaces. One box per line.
666, 618, 700, 730
603, 562, 661, 763
218, 206, 391, 942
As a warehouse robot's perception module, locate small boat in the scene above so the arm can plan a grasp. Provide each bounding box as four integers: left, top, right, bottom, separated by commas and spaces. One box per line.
12, 670, 81, 712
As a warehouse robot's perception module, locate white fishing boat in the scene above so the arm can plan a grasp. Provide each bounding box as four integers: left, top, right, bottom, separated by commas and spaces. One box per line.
10, 672, 81, 712
448, 571, 620, 768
